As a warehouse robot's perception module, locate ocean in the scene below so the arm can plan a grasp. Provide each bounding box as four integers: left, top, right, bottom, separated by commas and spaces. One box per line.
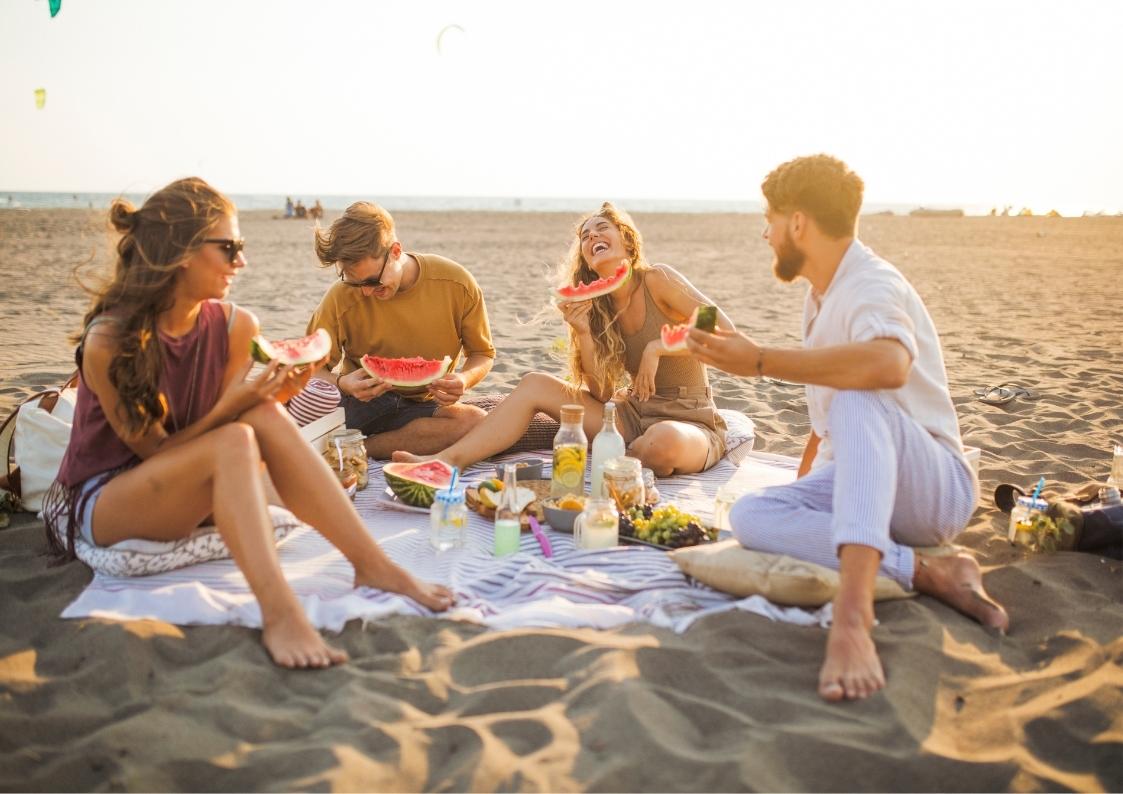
0, 191, 990, 216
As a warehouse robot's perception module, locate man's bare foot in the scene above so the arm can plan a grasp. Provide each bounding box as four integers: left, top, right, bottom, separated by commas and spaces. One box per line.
355, 563, 455, 612
913, 552, 1009, 633
262, 611, 349, 669
818, 609, 885, 702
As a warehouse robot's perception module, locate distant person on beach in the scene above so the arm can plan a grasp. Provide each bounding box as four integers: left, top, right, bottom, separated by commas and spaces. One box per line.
42, 178, 453, 669
308, 201, 495, 458
284, 196, 294, 218
687, 155, 1009, 702
309, 199, 324, 222
392, 201, 734, 475
294, 200, 307, 219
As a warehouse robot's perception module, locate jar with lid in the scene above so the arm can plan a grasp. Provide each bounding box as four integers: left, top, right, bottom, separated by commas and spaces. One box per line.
430, 487, 467, 552
1008, 495, 1048, 545
641, 467, 660, 505
323, 428, 368, 490
602, 456, 645, 513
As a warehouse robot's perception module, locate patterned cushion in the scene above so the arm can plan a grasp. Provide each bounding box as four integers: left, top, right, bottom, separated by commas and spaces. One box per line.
70, 506, 303, 578
285, 379, 341, 427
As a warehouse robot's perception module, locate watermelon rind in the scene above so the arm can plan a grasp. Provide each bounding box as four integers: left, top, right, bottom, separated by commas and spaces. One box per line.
556, 262, 631, 303
360, 355, 452, 390
660, 323, 690, 352
694, 305, 718, 333
250, 328, 331, 366
383, 460, 454, 507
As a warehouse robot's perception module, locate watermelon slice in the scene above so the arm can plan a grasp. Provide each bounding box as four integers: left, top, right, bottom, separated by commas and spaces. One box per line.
250, 328, 331, 366
556, 261, 631, 303
383, 460, 455, 507
360, 355, 452, 390
660, 323, 691, 352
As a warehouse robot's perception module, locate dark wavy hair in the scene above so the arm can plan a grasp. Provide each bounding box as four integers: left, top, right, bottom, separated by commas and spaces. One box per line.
78, 177, 235, 434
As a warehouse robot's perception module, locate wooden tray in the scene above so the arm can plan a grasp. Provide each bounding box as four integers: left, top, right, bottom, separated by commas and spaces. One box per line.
465, 478, 550, 531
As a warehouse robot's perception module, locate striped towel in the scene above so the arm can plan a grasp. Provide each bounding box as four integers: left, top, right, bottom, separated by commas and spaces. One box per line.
59, 452, 828, 632
284, 378, 341, 427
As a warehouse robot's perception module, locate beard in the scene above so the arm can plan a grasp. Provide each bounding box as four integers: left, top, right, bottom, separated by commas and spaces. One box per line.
771, 236, 806, 283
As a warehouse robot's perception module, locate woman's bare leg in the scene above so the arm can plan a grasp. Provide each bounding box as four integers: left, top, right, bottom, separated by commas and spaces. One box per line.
390, 372, 606, 469
237, 402, 453, 612
93, 423, 348, 669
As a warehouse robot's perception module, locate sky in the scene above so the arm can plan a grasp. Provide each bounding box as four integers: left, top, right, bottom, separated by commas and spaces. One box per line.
1, 0, 1122, 214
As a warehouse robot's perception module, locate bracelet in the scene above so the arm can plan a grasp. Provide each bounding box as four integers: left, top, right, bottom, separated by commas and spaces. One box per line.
756, 347, 766, 378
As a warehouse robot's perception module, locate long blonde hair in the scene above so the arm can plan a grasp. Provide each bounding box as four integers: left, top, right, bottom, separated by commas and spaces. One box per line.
558, 202, 651, 393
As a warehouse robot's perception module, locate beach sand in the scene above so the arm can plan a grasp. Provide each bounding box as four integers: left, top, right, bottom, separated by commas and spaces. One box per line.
1, 208, 1121, 790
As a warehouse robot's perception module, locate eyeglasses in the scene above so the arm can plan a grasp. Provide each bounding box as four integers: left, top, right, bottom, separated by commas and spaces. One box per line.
202, 238, 246, 264
340, 249, 392, 289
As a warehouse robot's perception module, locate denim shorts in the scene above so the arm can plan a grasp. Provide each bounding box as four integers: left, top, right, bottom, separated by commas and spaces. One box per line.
74, 475, 110, 547
342, 391, 440, 436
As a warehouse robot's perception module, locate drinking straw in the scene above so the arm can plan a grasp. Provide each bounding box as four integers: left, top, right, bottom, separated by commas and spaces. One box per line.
448, 466, 459, 494
1030, 475, 1045, 505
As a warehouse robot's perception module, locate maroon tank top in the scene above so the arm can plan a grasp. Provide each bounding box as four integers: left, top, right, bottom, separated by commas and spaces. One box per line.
56, 300, 232, 487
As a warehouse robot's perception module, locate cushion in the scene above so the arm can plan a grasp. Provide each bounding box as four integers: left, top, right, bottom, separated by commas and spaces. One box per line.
70, 505, 303, 578
671, 539, 913, 607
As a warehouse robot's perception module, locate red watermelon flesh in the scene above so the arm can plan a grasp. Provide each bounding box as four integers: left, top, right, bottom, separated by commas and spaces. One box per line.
556, 262, 631, 303
660, 323, 690, 352
360, 354, 452, 389
250, 328, 331, 366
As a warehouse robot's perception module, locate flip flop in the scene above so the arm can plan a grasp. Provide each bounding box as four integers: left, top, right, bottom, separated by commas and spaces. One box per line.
977, 386, 1016, 406
994, 483, 1026, 513
974, 383, 1039, 401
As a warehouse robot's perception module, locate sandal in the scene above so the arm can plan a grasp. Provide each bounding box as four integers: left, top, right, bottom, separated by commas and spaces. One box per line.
977, 386, 1017, 406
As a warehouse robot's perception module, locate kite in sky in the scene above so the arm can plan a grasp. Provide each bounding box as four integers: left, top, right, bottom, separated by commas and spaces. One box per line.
49, 0, 61, 17
35, 88, 46, 109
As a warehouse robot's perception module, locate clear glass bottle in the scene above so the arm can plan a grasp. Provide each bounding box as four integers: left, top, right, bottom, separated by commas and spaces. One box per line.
551, 403, 588, 498
590, 402, 626, 499
494, 461, 522, 556
324, 428, 368, 490
602, 455, 644, 513
430, 487, 467, 552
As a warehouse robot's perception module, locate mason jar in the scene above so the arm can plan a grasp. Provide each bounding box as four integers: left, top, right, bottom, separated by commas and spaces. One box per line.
324, 428, 369, 490
602, 456, 644, 513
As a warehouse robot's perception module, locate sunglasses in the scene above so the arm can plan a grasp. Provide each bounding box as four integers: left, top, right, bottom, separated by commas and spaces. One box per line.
202, 237, 246, 264
339, 249, 392, 289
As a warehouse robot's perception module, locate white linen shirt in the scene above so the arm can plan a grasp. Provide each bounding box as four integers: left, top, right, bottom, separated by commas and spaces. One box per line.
804, 239, 966, 467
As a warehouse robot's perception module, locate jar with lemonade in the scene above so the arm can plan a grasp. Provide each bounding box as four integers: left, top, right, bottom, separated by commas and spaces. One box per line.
551, 404, 588, 498
574, 497, 619, 550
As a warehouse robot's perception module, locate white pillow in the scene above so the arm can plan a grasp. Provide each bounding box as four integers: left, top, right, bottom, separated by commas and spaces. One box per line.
66, 505, 303, 578
718, 409, 756, 465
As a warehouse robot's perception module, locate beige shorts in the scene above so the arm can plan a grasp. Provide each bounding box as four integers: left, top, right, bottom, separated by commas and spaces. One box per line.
615, 385, 728, 471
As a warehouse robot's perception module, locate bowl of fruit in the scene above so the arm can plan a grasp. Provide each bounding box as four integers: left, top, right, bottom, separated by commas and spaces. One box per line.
618, 503, 717, 549
542, 495, 586, 532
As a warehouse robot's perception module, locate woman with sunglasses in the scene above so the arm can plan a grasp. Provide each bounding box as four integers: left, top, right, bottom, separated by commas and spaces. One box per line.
44, 177, 453, 669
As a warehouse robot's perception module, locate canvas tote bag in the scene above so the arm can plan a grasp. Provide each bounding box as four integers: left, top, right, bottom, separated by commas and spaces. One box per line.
0, 373, 78, 512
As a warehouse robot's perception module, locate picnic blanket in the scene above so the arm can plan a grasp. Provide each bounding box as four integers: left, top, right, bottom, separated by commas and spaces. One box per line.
60, 452, 831, 633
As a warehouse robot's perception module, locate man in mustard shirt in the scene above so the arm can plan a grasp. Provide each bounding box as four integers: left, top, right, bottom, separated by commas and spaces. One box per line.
308, 202, 495, 458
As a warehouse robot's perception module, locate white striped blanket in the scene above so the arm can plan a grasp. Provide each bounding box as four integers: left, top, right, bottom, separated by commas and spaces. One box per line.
60, 452, 829, 632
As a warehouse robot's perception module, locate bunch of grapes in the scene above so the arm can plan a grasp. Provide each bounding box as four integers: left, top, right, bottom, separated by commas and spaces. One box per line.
621, 503, 716, 548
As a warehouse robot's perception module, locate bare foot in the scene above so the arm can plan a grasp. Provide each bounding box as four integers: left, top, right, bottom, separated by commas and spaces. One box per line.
913, 553, 1009, 633
262, 611, 349, 669
818, 611, 886, 702
355, 564, 456, 613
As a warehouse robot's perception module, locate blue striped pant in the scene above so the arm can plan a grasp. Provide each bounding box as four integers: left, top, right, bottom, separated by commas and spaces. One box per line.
730, 390, 977, 590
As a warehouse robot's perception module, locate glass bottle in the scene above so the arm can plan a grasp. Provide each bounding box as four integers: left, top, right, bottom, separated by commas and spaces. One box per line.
551, 404, 588, 498
602, 455, 645, 513
494, 460, 522, 556
429, 486, 467, 552
590, 402, 626, 499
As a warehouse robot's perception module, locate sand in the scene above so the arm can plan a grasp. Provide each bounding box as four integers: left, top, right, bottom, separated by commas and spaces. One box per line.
1, 208, 1121, 791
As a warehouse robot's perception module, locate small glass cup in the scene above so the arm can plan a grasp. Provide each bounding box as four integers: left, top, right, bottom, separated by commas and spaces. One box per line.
573, 497, 619, 550
1008, 495, 1047, 545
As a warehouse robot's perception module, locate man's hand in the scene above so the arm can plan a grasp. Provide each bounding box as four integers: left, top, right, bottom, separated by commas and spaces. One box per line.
428, 372, 466, 407
338, 369, 393, 402
685, 326, 763, 377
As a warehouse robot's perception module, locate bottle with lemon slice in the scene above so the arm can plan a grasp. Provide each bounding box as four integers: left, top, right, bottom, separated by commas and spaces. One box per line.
551, 404, 588, 498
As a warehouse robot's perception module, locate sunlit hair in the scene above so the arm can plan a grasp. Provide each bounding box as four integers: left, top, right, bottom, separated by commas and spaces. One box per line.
555, 202, 651, 395
77, 177, 235, 435
761, 154, 864, 238
313, 201, 395, 269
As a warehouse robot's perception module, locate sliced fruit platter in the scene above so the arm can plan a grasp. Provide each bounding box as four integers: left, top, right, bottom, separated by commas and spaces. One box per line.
464, 477, 550, 530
